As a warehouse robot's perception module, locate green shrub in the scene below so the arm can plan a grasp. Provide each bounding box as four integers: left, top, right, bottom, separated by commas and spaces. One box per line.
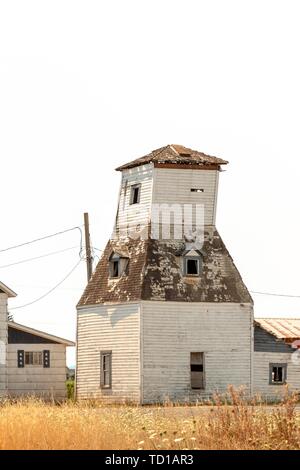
66, 380, 75, 400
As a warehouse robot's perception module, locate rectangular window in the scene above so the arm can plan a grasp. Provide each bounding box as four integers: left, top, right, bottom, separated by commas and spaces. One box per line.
185, 257, 201, 276
112, 260, 119, 277
191, 352, 205, 389
25, 351, 43, 366
100, 351, 112, 389
130, 184, 141, 205
269, 363, 287, 385
191, 188, 204, 193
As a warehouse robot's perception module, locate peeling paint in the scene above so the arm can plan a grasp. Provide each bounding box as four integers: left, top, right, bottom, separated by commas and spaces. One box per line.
78, 228, 252, 306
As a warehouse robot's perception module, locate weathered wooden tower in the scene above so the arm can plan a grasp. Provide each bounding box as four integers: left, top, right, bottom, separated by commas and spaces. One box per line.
76, 145, 254, 403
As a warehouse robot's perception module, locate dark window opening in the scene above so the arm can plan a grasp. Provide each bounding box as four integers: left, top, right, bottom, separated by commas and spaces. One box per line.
186, 259, 199, 275
112, 260, 119, 278
191, 352, 204, 390
130, 184, 141, 205
269, 363, 287, 385
191, 188, 204, 193
273, 367, 283, 382
109, 254, 129, 279
191, 364, 203, 372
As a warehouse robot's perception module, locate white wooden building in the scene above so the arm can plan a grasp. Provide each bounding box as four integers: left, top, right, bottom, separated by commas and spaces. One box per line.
76, 145, 300, 403
0, 281, 74, 400
76, 144, 255, 403
254, 318, 300, 400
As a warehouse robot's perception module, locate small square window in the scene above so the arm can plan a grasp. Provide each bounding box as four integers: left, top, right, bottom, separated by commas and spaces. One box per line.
269, 363, 287, 385
109, 253, 129, 278
187, 259, 199, 275
25, 351, 43, 366
130, 184, 141, 205
184, 257, 201, 276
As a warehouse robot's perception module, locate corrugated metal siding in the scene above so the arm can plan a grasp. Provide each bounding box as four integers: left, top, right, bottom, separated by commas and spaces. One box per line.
7, 343, 67, 400
152, 168, 219, 226
141, 301, 253, 403
0, 293, 7, 396
116, 164, 154, 232
76, 303, 141, 403
254, 351, 300, 399
254, 325, 292, 353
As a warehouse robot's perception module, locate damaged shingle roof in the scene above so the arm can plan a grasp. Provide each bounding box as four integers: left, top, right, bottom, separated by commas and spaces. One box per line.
115, 145, 228, 171
77, 228, 252, 307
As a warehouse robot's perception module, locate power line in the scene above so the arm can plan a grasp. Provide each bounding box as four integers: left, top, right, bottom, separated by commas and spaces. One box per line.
0, 246, 78, 269
12, 283, 83, 291
92, 247, 103, 252
0, 226, 83, 254
250, 290, 300, 299
10, 259, 83, 310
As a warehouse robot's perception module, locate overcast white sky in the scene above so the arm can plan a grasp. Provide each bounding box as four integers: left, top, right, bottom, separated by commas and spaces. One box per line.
1, 1, 300, 366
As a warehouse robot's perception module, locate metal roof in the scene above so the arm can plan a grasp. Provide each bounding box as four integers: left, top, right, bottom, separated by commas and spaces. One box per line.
255, 318, 300, 341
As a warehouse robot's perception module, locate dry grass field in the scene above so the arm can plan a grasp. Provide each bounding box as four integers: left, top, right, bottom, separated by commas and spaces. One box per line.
0, 387, 299, 450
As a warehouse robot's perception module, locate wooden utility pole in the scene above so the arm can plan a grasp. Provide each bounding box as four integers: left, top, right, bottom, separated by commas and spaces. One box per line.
84, 212, 93, 282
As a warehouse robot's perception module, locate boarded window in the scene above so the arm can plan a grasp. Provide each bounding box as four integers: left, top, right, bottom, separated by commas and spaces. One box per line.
100, 351, 112, 389
25, 351, 43, 366
191, 352, 204, 390
130, 184, 141, 205
269, 363, 287, 385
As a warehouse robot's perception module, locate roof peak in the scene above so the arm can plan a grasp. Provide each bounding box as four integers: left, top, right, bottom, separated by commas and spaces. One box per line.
0, 281, 17, 298
115, 144, 228, 171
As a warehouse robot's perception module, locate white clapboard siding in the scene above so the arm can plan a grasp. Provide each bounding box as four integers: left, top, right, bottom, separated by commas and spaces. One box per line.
76, 303, 140, 403
7, 343, 67, 399
254, 352, 300, 400
152, 168, 219, 226
141, 301, 253, 403
0, 293, 8, 395
116, 164, 154, 233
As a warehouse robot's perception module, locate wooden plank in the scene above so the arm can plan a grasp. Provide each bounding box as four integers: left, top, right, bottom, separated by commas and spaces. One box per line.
141, 301, 253, 403
76, 303, 141, 403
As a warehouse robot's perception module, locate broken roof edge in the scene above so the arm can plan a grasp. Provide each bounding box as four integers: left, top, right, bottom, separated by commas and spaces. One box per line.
115, 144, 229, 171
